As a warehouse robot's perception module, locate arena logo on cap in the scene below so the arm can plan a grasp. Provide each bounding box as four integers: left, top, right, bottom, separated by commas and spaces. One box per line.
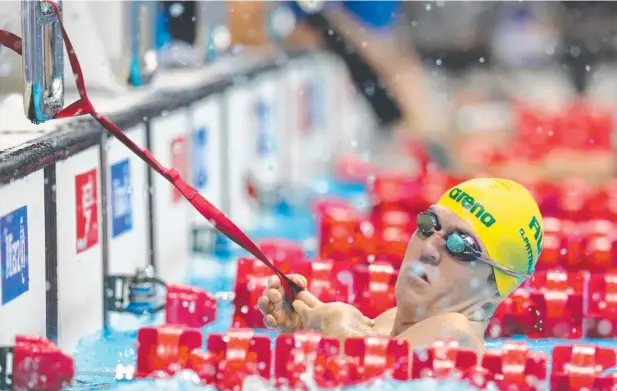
1, 205, 29, 304
448, 187, 496, 228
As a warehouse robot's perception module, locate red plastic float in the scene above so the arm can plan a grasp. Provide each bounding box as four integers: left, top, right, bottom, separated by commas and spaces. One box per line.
480, 341, 547, 391
585, 273, 617, 338
165, 284, 216, 328
411, 340, 477, 380
205, 329, 271, 391
344, 336, 410, 383
135, 325, 202, 378
551, 344, 617, 391
274, 332, 340, 389
11, 336, 74, 391
351, 262, 397, 319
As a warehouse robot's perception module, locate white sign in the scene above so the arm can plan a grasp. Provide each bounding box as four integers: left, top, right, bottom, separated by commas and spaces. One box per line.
285, 58, 332, 192
150, 110, 191, 284
189, 97, 224, 227
106, 125, 149, 275
0, 171, 45, 346
55, 146, 103, 354
225, 85, 258, 230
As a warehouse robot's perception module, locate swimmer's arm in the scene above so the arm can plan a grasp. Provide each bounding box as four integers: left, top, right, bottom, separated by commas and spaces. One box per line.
317, 306, 396, 341
394, 313, 485, 354
323, 6, 433, 136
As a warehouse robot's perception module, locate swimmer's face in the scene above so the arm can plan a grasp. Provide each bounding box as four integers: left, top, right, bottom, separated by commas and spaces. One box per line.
395, 205, 498, 321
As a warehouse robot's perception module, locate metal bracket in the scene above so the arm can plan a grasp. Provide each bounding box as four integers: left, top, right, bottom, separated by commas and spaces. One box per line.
0, 346, 14, 391
21, 0, 64, 124
191, 226, 216, 254
104, 270, 166, 316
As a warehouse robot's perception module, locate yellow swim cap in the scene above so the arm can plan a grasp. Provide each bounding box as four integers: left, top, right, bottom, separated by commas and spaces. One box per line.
436, 178, 543, 296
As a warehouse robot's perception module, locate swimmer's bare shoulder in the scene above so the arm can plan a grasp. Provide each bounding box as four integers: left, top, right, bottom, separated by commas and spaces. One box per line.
395, 312, 485, 354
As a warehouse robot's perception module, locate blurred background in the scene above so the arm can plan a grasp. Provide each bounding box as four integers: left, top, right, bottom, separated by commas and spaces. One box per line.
1, 2, 617, 387
2, 0, 617, 178
216, 0, 617, 186
274, 0, 617, 183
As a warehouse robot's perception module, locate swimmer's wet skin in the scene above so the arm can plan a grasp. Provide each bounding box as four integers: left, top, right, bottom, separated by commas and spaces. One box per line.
258, 178, 544, 355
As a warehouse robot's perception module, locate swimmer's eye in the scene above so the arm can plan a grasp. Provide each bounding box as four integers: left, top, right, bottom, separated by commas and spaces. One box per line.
458, 232, 481, 252
416, 210, 441, 238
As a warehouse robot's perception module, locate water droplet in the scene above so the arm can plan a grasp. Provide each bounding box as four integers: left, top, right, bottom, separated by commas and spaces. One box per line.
169, 3, 185, 17
598, 319, 612, 336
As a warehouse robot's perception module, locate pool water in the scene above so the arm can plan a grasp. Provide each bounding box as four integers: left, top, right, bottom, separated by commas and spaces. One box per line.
66, 180, 617, 390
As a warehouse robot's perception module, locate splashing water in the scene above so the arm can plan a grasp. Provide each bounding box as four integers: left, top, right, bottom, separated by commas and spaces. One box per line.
86, 370, 484, 391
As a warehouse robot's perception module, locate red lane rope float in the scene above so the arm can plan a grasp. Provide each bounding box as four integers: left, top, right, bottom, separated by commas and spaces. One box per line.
0, 1, 302, 303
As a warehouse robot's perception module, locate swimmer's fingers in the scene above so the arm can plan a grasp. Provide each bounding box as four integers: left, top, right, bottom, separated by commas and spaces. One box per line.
264, 314, 278, 329
257, 295, 271, 315
292, 300, 313, 329
265, 288, 291, 326
287, 274, 308, 290
296, 290, 321, 308
267, 275, 282, 289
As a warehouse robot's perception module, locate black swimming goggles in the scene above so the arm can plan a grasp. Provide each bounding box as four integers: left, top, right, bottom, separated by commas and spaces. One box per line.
416, 211, 529, 281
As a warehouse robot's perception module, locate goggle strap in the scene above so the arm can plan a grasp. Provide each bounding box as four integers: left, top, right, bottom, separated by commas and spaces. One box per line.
0, 1, 302, 303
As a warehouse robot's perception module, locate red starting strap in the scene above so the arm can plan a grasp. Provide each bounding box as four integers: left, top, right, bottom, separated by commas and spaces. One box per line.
0, 1, 301, 305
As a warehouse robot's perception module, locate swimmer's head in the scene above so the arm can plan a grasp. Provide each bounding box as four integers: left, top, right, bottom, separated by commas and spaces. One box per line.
395, 178, 543, 322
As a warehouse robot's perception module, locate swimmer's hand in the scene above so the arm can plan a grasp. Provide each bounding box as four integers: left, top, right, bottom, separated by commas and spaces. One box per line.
293, 291, 374, 341
258, 274, 308, 333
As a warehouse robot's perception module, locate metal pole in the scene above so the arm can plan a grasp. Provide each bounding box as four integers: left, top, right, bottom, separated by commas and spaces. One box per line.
21, 0, 64, 124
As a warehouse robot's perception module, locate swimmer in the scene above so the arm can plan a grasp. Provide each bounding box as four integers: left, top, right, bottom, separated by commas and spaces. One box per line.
258, 178, 543, 354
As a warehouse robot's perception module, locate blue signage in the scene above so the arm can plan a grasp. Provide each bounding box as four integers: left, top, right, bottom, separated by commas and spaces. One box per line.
110, 159, 133, 238
305, 80, 324, 131
256, 101, 273, 155
193, 127, 208, 189
1, 206, 29, 304
311, 80, 325, 130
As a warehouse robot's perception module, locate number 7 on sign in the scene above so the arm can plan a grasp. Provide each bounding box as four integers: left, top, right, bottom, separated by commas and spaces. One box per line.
75, 169, 99, 254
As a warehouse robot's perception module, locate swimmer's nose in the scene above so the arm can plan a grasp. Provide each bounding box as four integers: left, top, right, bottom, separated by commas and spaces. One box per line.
419, 235, 441, 266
